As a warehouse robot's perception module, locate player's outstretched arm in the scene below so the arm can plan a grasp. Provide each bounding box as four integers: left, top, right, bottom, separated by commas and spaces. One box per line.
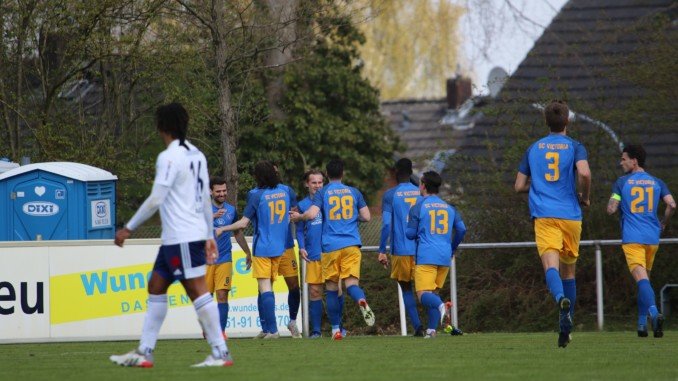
223, 216, 250, 232
514, 172, 530, 193
576, 160, 592, 207
234, 230, 252, 270
115, 183, 170, 247
290, 205, 319, 222
661, 194, 676, 231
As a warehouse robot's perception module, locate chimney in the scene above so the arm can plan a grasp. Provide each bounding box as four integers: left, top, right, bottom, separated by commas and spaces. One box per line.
446, 77, 472, 109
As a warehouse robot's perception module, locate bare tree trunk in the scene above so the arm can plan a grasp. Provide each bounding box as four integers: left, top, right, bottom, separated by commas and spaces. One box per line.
0, 0, 15, 157
262, 0, 298, 123
210, 0, 239, 205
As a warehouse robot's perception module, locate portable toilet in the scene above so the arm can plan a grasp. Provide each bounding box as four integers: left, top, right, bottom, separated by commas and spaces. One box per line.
0, 158, 19, 174
0, 162, 118, 241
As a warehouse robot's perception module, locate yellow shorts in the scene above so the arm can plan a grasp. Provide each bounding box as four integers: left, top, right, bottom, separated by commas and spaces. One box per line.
322, 246, 362, 283
414, 264, 449, 292
622, 244, 659, 272
305, 260, 323, 285
390, 255, 415, 282
205, 262, 233, 293
278, 248, 299, 278
534, 218, 582, 265
252, 256, 281, 280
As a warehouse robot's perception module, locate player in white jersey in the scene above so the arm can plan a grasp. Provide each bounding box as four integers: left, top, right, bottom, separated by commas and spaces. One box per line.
110, 103, 233, 368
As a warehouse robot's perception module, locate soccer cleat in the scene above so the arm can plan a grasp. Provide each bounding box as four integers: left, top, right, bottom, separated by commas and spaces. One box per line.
263, 332, 280, 339
287, 321, 302, 339
424, 330, 437, 339
253, 331, 268, 339
558, 297, 573, 348
341, 327, 348, 337
358, 300, 375, 326
413, 326, 426, 337
332, 330, 343, 341
444, 325, 464, 336
637, 324, 648, 338
308, 332, 322, 339
652, 314, 664, 338
190, 353, 234, 367
110, 349, 154, 368
557, 331, 572, 348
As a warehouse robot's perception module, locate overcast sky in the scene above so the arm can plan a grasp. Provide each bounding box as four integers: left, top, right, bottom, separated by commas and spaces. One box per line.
458, 0, 568, 95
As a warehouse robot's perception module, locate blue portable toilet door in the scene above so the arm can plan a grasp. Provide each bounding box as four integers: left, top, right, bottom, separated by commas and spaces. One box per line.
11, 177, 68, 240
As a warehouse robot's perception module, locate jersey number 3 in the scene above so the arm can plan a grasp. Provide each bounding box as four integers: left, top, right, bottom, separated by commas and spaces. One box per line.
545, 152, 560, 182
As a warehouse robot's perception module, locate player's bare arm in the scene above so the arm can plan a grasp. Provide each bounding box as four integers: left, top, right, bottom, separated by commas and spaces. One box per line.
661, 194, 676, 231
576, 159, 592, 206
114, 227, 132, 247
606, 197, 620, 215
377, 253, 389, 268
234, 229, 252, 270
514, 172, 530, 193
223, 216, 250, 232
290, 205, 319, 222
205, 238, 218, 264
358, 206, 371, 222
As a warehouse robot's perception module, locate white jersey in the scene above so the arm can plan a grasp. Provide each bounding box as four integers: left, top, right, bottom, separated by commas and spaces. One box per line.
153, 139, 212, 245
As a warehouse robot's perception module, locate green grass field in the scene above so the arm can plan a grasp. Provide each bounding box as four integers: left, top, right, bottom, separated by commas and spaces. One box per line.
2, 332, 677, 381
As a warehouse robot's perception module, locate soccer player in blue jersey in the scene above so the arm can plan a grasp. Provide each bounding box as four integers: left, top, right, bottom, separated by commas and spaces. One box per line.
291, 158, 374, 340
378, 158, 425, 337
606, 144, 675, 338
207, 177, 252, 338
514, 100, 591, 348
111, 103, 232, 367
221, 161, 292, 339
406, 171, 466, 338
247, 163, 302, 339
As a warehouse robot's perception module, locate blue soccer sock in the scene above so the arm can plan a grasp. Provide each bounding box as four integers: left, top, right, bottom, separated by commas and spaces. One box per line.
217, 302, 229, 332
325, 290, 342, 329
637, 291, 648, 327
257, 293, 268, 333
562, 278, 576, 316
402, 288, 422, 330
545, 267, 564, 302
637, 279, 659, 319
346, 285, 366, 304
309, 299, 323, 334
420, 292, 443, 330
261, 291, 278, 334
288, 287, 300, 321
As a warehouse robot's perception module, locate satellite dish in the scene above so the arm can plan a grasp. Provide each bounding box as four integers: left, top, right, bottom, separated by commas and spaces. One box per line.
487, 67, 508, 98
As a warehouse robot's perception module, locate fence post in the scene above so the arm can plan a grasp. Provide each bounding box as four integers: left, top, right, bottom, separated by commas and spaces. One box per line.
450, 256, 458, 327
595, 242, 604, 330
301, 258, 309, 337
397, 283, 407, 336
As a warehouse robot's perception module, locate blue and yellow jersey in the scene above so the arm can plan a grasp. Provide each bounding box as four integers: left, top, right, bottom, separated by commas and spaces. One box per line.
312, 181, 367, 252
379, 182, 420, 255
244, 184, 291, 257
518, 134, 588, 220
249, 184, 297, 249
296, 196, 323, 261
612, 172, 671, 245
406, 195, 466, 266
212, 202, 237, 263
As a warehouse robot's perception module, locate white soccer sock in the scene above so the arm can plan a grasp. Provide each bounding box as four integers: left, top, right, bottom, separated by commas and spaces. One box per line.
438, 303, 446, 324
138, 294, 168, 354
194, 293, 229, 358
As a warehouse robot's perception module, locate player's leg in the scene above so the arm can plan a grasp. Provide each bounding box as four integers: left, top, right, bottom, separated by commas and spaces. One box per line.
306, 260, 324, 338
111, 246, 172, 367
254, 256, 281, 338
535, 219, 569, 309
341, 246, 375, 326
279, 248, 301, 337
322, 249, 344, 339
214, 262, 232, 337
179, 242, 232, 367
415, 265, 447, 338
393, 255, 423, 335
627, 244, 662, 338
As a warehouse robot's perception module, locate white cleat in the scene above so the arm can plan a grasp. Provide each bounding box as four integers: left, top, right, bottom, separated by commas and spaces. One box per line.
287, 321, 302, 338
263, 332, 280, 339
109, 349, 154, 368
358, 300, 375, 326
191, 353, 234, 367
253, 331, 267, 339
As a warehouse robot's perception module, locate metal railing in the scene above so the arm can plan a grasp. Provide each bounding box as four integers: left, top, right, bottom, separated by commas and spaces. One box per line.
301, 238, 678, 336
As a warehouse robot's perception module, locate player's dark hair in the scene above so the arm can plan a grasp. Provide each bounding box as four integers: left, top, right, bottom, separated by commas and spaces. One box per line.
623, 144, 646, 168
210, 176, 226, 190
544, 100, 569, 133
156, 102, 189, 149
326, 158, 344, 180
421, 171, 442, 194
254, 160, 280, 189
395, 158, 413, 182
303, 169, 324, 183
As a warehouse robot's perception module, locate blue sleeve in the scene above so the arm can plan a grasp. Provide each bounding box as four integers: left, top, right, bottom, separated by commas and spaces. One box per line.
574, 142, 588, 162
451, 210, 466, 253
354, 188, 367, 209
518, 150, 530, 176
658, 178, 671, 198
612, 178, 623, 197
406, 201, 421, 240
244, 191, 260, 220
312, 188, 324, 208
379, 191, 393, 252
296, 220, 306, 249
